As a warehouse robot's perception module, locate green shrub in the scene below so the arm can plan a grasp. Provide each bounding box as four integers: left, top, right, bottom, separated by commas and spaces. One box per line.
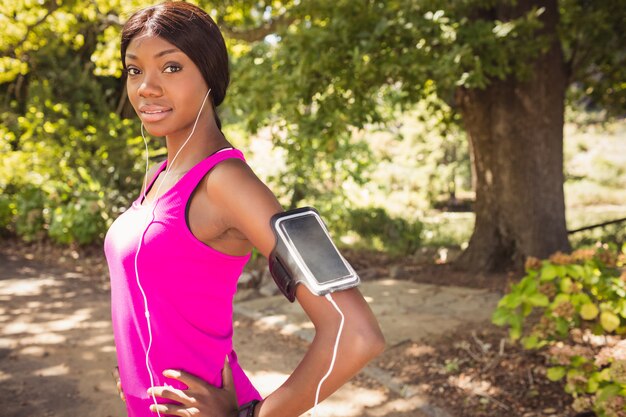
14, 185, 47, 242
0, 77, 149, 246
493, 245, 626, 417
347, 207, 423, 254
0, 193, 16, 236
47, 181, 108, 245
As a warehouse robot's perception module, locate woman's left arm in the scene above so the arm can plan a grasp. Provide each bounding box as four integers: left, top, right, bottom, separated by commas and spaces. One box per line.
211, 160, 385, 417
251, 285, 385, 417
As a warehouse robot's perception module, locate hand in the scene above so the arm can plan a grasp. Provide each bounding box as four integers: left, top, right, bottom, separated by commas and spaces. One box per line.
147, 358, 239, 417
111, 366, 126, 402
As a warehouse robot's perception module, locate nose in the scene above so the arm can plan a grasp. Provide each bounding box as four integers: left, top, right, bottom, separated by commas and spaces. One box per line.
137, 73, 163, 98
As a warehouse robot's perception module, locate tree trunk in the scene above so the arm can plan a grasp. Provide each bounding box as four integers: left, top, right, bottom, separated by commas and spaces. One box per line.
456, 0, 570, 272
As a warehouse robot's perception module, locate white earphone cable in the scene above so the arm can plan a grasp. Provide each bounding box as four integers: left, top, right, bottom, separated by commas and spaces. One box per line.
310, 293, 345, 417
134, 89, 211, 416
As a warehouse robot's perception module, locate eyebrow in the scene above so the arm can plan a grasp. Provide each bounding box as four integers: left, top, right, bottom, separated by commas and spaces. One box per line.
126, 48, 182, 60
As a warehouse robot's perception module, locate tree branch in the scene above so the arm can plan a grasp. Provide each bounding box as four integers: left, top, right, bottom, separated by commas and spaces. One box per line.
217, 14, 296, 42
2, 1, 59, 58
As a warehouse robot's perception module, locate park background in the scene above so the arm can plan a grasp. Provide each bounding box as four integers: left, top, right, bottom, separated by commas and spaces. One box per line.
1, 0, 625, 416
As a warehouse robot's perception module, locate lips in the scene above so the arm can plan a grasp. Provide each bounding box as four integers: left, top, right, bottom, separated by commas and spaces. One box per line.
138, 104, 172, 123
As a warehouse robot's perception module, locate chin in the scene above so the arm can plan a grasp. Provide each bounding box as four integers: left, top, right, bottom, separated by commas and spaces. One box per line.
140, 123, 169, 138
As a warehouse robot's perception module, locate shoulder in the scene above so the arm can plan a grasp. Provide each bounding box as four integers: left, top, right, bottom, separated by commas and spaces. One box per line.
206, 156, 271, 197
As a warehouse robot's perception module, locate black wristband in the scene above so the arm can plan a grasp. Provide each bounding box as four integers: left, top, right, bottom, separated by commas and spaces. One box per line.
237, 399, 260, 417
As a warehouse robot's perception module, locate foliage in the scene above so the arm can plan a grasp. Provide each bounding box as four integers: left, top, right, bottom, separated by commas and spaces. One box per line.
1, 0, 625, 248
559, 0, 626, 116
364, 93, 471, 213
225, 0, 624, 269
493, 246, 626, 416
229, 0, 626, 151
0, 0, 158, 244
0, 76, 147, 243
227, 0, 556, 208
344, 207, 423, 255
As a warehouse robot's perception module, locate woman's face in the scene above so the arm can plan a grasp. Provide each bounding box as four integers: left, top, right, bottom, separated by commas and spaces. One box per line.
125, 34, 210, 138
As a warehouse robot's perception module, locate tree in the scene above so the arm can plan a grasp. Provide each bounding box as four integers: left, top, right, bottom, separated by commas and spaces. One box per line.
454, 0, 571, 271
1, 0, 624, 265
222, 0, 626, 271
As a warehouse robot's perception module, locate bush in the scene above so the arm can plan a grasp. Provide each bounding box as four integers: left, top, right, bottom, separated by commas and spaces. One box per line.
347, 207, 423, 255
493, 245, 626, 417
14, 185, 47, 242
0, 193, 16, 236
0, 77, 150, 246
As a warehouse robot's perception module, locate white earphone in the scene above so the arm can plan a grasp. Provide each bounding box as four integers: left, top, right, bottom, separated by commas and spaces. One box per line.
135, 88, 211, 417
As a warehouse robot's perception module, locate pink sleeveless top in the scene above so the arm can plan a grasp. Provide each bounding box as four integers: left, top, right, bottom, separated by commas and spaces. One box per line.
104, 149, 261, 417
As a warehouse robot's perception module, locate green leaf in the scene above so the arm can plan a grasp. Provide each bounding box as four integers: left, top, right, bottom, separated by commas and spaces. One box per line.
596, 384, 622, 402
491, 308, 511, 326
570, 355, 587, 367
509, 326, 522, 340
541, 264, 559, 281
560, 277, 573, 293
600, 311, 620, 333
522, 335, 539, 349
587, 374, 600, 393
566, 264, 585, 279
555, 318, 570, 336
526, 292, 549, 307
571, 293, 592, 306
553, 293, 571, 305
508, 315, 523, 340
499, 293, 523, 309
519, 276, 538, 294
619, 300, 626, 319
547, 366, 566, 381
599, 368, 612, 381
579, 303, 599, 320
493, 21, 516, 38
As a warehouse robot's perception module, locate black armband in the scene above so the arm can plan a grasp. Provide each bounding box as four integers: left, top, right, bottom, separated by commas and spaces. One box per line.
268, 207, 360, 302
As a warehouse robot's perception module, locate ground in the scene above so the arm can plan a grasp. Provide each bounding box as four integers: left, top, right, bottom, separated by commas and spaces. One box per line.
0, 240, 581, 417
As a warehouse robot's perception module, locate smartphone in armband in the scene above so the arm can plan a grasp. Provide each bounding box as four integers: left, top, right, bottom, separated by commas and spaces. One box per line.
269, 207, 360, 301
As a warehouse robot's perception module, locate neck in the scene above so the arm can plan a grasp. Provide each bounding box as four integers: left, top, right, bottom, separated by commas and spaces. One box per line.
164, 116, 230, 172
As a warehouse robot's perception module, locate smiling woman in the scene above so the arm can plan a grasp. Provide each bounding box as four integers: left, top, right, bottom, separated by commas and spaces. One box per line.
104, 2, 385, 417
124, 36, 208, 136
120, 1, 229, 131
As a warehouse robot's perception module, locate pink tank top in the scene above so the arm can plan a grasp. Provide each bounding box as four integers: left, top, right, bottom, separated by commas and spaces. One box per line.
104, 149, 261, 417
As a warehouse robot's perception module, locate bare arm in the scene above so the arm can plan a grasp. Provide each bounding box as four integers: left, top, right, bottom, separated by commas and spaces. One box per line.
210, 160, 386, 417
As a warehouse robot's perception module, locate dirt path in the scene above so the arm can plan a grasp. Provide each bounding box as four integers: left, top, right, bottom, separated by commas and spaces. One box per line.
0, 246, 502, 417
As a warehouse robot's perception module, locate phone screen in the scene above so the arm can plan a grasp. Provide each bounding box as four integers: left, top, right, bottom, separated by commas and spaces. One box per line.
281, 214, 352, 284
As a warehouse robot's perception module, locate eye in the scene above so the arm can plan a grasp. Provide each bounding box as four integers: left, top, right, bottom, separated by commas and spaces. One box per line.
163, 64, 182, 73
126, 67, 141, 76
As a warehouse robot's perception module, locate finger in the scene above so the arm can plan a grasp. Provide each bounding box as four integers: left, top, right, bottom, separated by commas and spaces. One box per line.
149, 403, 200, 416
221, 356, 235, 391
116, 381, 126, 402
113, 368, 126, 403
148, 386, 192, 405
111, 367, 121, 388
162, 369, 205, 391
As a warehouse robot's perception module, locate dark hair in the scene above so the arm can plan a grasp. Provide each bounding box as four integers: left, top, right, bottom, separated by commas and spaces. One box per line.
121, 1, 229, 129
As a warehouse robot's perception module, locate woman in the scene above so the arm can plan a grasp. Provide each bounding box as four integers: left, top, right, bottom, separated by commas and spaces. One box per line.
104, 2, 385, 416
